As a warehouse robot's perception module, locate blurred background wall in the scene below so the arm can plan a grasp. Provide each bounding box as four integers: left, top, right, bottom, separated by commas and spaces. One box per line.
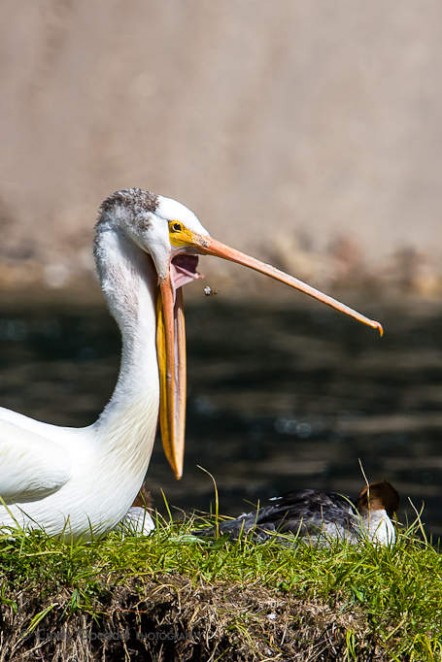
1, 0, 441, 296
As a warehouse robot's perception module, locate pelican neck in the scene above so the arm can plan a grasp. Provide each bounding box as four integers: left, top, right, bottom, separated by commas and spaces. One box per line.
93, 228, 161, 431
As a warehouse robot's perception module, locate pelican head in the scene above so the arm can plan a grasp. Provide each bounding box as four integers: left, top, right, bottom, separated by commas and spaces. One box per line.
97, 188, 207, 280
97, 188, 383, 480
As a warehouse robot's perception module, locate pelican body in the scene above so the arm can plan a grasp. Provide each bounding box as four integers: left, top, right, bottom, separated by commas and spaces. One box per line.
0, 189, 383, 536
196, 481, 399, 546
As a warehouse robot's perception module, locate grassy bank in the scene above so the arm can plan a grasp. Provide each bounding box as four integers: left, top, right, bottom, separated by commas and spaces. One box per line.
0, 516, 440, 661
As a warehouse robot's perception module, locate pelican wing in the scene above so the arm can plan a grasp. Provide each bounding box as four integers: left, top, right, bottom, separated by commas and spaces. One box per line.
0, 419, 71, 504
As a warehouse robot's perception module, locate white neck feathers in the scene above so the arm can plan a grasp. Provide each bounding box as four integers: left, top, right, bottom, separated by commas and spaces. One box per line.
92, 228, 160, 476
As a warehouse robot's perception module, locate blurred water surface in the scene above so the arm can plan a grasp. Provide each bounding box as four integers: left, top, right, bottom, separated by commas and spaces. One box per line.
1, 299, 441, 537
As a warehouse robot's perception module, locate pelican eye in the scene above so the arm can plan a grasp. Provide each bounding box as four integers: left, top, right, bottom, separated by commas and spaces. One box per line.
170, 221, 183, 233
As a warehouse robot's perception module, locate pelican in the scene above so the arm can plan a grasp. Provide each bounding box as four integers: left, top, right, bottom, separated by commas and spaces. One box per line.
195, 481, 399, 546
0, 188, 383, 536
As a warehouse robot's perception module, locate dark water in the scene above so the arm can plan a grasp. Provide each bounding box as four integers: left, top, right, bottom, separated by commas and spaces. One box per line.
1, 298, 441, 538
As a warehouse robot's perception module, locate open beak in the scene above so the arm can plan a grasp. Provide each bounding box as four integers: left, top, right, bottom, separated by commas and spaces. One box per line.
156, 275, 188, 480
157, 230, 383, 480
190, 234, 384, 335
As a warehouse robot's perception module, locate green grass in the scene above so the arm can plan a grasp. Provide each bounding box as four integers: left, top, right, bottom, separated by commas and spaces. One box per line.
0, 514, 440, 661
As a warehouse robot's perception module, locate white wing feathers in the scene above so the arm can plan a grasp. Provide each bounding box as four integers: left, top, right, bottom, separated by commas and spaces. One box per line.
0, 420, 71, 504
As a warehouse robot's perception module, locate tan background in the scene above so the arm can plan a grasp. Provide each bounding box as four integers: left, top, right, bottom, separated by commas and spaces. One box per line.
1, 1, 441, 295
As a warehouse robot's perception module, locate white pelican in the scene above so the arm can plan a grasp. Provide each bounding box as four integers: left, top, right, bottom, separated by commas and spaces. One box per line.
0, 188, 383, 536
195, 481, 399, 546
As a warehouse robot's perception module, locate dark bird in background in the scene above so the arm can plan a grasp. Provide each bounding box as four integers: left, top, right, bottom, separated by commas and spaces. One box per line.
195, 481, 400, 546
